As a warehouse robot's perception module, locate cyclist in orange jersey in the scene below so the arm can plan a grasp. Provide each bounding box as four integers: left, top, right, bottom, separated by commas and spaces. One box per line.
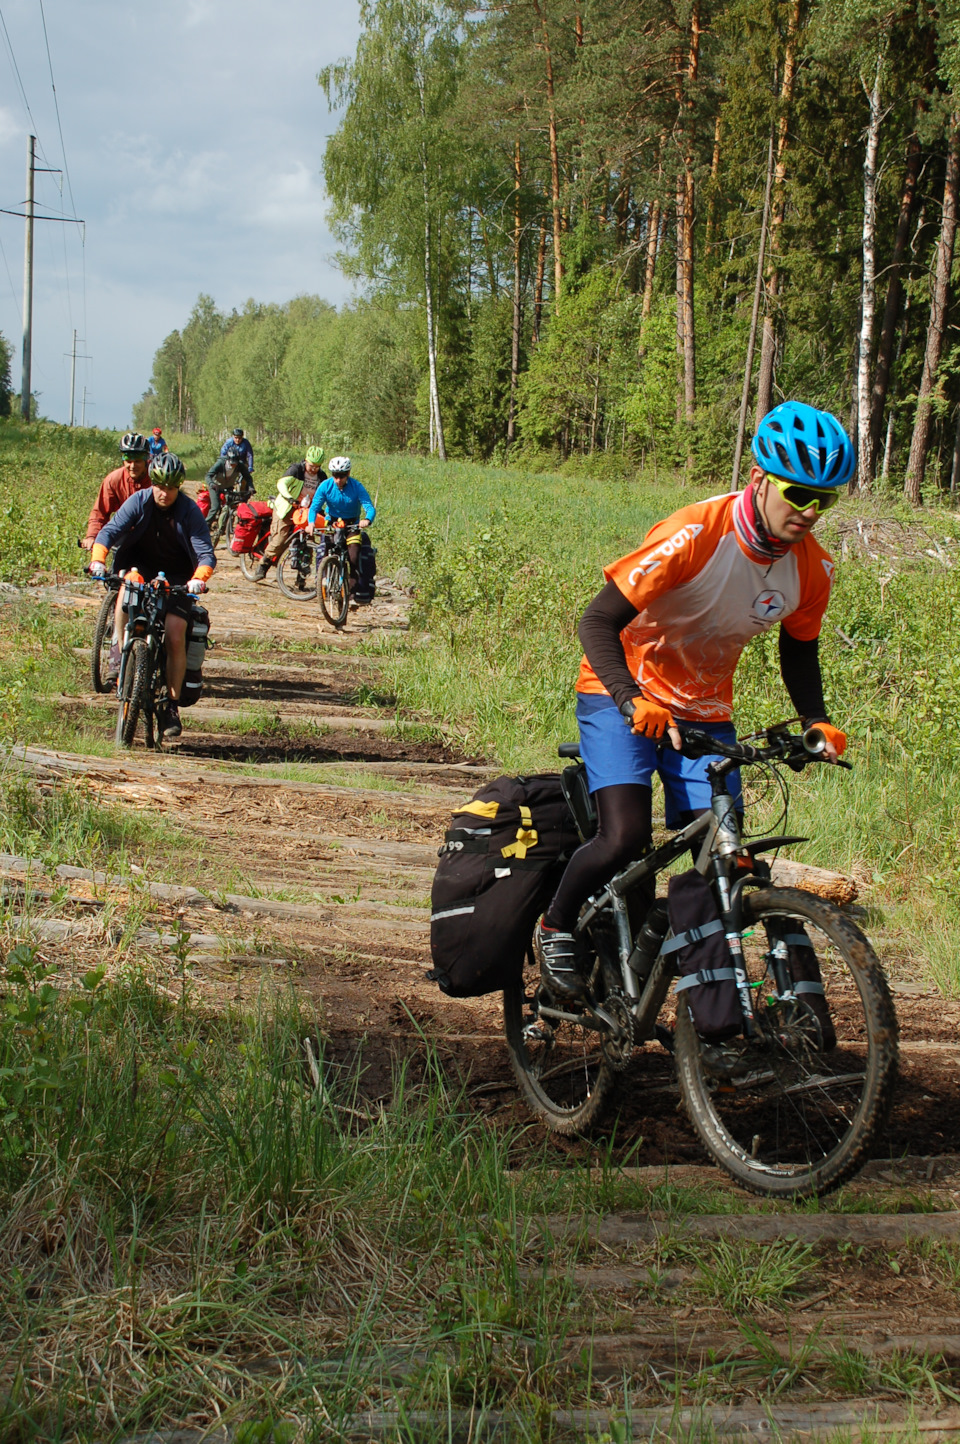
537, 401, 853, 1000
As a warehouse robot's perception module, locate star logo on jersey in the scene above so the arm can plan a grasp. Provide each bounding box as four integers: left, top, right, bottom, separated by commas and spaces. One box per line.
753, 589, 786, 620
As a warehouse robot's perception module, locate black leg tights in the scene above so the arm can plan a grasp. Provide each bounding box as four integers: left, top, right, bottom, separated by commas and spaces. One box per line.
544, 784, 653, 932
346, 541, 360, 595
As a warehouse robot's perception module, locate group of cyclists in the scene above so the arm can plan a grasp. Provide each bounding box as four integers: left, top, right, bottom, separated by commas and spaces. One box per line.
82, 427, 377, 741
83, 394, 851, 990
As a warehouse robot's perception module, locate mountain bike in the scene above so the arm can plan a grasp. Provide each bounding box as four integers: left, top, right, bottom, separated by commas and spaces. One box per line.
209, 487, 246, 549
316, 521, 353, 627
95, 574, 198, 750
276, 526, 319, 601
503, 724, 899, 1199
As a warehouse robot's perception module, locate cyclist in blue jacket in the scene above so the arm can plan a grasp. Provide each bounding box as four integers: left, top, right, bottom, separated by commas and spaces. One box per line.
306, 456, 375, 605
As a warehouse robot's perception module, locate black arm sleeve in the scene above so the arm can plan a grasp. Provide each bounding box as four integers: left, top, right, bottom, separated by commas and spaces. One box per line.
778, 626, 829, 723
578, 581, 641, 712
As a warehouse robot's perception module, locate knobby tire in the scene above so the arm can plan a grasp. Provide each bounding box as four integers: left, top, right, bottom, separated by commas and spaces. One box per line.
319, 555, 349, 627
115, 639, 149, 748
674, 886, 898, 1199
90, 591, 115, 694
277, 543, 318, 601
503, 943, 618, 1135
239, 549, 264, 581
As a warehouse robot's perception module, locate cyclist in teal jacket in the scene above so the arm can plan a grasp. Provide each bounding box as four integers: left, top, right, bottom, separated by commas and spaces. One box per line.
306, 457, 375, 604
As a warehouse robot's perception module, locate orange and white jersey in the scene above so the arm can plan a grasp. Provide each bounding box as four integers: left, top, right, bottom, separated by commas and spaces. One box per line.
576, 492, 835, 721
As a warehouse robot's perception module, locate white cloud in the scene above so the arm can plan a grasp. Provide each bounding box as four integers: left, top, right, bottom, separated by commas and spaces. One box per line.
255, 161, 328, 229
0, 107, 21, 148
0, 0, 362, 423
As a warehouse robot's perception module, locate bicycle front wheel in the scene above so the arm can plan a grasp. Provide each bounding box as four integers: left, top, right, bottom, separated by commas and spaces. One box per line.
503, 944, 618, 1135
211, 508, 234, 549
239, 550, 264, 581
115, 639, 149, 748
90, 590, 115, 693
674, 886, 898, 1198
318, 555, 349, 627
277, 543, 318, 601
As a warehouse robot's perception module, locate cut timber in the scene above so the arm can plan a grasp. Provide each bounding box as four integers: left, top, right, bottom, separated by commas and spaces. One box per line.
111, 1404, 960, 1443
769, 856, 858, 904
0, 850, 427, 934
530, 1211, 960, 1246
3, 744, 468, 807
49, 694, 400, 733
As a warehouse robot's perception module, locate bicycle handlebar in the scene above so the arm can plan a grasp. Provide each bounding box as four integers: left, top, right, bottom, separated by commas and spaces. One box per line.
84, 568, 197, 600
676, 724, 852, 771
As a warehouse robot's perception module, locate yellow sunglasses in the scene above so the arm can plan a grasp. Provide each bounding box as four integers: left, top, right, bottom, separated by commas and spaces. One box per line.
766, 474, 840, 515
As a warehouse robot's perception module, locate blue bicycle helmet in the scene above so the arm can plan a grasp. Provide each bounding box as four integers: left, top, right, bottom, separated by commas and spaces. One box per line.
751, 401, 855, 488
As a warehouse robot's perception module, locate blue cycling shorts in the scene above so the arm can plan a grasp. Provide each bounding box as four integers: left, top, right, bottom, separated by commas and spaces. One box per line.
575, 693, 743, 828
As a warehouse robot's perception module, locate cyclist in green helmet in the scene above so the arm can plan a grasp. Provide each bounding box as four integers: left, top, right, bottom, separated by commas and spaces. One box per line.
253, 446, 328, 582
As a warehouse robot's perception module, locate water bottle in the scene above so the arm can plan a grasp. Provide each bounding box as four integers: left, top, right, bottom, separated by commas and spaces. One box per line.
628, 901, 670, 979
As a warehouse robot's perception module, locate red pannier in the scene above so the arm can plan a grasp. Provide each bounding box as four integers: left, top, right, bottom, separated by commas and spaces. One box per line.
231, 499, 272, 554
197, 485, 212, 518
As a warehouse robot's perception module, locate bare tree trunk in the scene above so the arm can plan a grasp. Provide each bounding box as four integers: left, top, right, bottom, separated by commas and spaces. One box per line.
675, 179, 685, 425
904, 116, 960, 505
682, 163, 696, 422
507, 138, 523, 447
704, 110, 722, 257
639, 196, 661, 343
532, 0, 564, 308
855, 41, 887, 493
732, 127, 775, 490
423, 192, 446, 460
869, 130, 923, 465
755, 0, 804, 422
533, 214, 547, 341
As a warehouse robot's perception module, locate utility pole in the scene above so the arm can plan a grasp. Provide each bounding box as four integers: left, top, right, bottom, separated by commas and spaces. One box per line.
65, 329, 91, 425
2, 136, 85, 422
20, 135, 35, 420
81, 386, 88, 426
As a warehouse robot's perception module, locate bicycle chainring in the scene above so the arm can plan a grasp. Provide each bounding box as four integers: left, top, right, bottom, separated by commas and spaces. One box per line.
600, 990, 635, 1071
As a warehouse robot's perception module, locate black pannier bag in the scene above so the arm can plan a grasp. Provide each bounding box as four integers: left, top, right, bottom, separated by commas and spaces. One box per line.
355, 536, 377, 602
667, 868, 742, 1040
181, 604, 210, 708
428, 774, 580, 998
784, 924, 836, 1050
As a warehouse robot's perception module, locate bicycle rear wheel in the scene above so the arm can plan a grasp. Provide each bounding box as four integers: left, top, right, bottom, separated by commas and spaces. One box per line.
115, 639, 149, 748
674, 886, 898, 1198
318, 555, 349, 627
90, 590, 116, 693
277, 539, 318, 600
503, 942, 619, 1135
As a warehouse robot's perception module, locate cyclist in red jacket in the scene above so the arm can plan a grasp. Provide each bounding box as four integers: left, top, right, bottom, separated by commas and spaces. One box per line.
80, 433, 152, 549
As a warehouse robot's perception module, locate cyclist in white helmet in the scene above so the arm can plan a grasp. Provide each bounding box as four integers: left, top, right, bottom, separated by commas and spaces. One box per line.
306, 457, 376, 605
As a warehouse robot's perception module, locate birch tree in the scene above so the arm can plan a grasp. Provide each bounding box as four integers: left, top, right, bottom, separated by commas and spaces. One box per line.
320, 0, 463, 458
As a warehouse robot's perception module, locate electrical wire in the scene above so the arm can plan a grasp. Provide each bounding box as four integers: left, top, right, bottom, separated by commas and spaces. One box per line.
0, 2, 39, 133
0, 219, 23, 325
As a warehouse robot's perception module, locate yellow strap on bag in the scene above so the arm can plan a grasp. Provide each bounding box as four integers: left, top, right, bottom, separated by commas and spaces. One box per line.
501, 804, 538, 859
456, 800, 500, 820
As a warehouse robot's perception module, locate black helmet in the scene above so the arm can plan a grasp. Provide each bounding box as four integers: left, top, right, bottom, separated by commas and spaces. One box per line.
121, 431, 149, 456
149, 453, 185, 487
232, 427, 244, 438
224, 445, 242, 465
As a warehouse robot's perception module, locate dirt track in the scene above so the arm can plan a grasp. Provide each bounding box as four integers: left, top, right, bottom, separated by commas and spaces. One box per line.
10, 545, 960, 1175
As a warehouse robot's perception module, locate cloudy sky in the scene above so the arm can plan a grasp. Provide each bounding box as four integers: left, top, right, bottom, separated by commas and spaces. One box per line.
0, 0, 361, 429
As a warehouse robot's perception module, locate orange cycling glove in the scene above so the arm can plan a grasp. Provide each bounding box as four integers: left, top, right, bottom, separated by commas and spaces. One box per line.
811, 721, 847, 757
621, 695, 676, 739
